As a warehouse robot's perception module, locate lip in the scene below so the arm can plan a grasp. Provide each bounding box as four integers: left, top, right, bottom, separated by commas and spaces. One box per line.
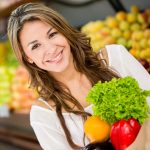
45, 50, 63, 64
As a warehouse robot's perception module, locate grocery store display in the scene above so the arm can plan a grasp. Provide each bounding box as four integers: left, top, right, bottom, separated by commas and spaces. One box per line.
0, 66, 15, 106
0, 41, 37, 112
81, 6, 150, 73
9, 66, 38, 111
0, 42, 7, 65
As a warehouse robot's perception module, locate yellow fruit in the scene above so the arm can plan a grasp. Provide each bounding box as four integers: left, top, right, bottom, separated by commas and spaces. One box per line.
131, 31, 144, 40
88, 33, 102, 42
127, 40, 133, 48
91, 41, 101, 52
147, 39, 150, 47
137, 14, 146, 24
117, 38, 127, 47
130, 23, 141, 31
103, 37, 116, 45
81, 21, 105, 34
119, 21, 130, 31
111, 28, 122, 38
0, 43, 7, 64
100, 27, 110, 36
144, 29, 150, 38
140, 39, 148, 48
130, 5, 139, 13
127, 13, 137, 23
106, 17, 118, 28
130, 49, 138, 58
116, 11, 126, 21
123, 30, 131, 39
132, 41, 141, 49
84, 116, 111, 142
140, 48, 150, 59
141, 23, 148, 30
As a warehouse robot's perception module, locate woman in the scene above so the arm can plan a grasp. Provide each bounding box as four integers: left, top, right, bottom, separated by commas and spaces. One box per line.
7, 3, 150, 150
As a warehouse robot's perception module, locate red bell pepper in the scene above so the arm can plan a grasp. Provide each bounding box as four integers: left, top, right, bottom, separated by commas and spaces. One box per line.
110, 118, 141, 150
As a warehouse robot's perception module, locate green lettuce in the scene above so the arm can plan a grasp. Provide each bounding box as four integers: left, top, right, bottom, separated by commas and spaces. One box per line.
86, 76, 150, 124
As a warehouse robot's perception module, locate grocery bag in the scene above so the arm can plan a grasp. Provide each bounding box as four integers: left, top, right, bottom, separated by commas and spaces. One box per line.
126, 118, 150, 150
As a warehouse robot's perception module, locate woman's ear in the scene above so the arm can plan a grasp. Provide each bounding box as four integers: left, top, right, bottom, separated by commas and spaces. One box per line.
28, 59, 33, 64
26, 56, 33, 64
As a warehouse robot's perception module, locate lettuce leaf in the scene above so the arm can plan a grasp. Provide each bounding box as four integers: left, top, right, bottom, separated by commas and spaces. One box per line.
86, 76, 150, 124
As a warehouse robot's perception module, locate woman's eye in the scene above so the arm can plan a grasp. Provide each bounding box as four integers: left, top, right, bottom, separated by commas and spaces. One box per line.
49, 32, 57, 38
31, 43, 40, 50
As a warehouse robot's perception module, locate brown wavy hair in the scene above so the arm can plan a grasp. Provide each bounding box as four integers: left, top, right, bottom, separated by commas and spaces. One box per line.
7, 3, 119, 149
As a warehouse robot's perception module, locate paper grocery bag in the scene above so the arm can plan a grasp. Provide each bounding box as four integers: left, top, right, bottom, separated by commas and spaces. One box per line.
126, 118, 150, 150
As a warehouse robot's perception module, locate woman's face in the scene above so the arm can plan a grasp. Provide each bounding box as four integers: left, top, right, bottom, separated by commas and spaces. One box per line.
20, 20, 72, 73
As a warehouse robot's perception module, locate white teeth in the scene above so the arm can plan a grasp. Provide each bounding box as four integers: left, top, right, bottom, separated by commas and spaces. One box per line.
47, 52, 62, 62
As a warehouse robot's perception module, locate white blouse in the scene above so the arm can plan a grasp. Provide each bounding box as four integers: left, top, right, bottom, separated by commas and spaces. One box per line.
30, 44, 150, 150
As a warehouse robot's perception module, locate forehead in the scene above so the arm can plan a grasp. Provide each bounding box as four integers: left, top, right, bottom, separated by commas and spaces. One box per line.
19, 20, 53, 45
21, 20, 53, 35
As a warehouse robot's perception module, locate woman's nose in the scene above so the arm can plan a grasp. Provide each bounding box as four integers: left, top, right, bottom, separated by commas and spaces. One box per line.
44, 42, 57, 55
43, 43, 58, 58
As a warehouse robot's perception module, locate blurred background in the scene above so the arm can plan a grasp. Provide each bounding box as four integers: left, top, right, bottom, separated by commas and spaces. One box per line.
0, 0, 150, 149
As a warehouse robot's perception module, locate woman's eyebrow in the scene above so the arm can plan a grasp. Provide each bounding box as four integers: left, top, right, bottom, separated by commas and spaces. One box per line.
47, 27, 53, 35
28, 40, 38, 47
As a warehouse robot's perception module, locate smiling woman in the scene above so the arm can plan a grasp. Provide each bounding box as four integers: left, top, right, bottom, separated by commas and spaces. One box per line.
19, 20, 72, 73
7, 2, 150, 150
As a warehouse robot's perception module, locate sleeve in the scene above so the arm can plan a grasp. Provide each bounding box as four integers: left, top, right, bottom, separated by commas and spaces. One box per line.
31, 122, 72, 150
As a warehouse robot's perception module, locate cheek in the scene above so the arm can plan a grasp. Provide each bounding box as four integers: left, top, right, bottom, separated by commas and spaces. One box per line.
63, 40, 71, 53
59, 36, 70, 47
34, 55, 43, 64
27, 52, 43, 67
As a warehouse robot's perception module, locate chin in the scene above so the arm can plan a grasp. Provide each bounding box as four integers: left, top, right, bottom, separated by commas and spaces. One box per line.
55, 63, 69, 73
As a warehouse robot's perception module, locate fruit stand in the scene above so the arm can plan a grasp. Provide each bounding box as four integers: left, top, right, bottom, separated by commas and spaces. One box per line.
81, 5, 150, 73
0, 41, 40, 149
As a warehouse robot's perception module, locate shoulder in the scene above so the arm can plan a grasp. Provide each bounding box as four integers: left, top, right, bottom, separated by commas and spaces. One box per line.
105, 44, 130, 56
32, 98, 50, 110
32, 97, 56, 111
98, 44, 123, 66
30, 98, 56, 123
104, 44, 130, 62
105, 44, 126, 52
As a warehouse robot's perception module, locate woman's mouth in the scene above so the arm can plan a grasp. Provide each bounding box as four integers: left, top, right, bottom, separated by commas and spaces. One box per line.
45, 50, 63, 64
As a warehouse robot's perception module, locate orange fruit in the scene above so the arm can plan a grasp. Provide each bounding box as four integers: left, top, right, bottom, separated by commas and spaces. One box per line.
84, 116, 111, 142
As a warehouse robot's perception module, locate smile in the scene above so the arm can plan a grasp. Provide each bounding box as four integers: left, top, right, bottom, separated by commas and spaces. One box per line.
45, 50, 63, 64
